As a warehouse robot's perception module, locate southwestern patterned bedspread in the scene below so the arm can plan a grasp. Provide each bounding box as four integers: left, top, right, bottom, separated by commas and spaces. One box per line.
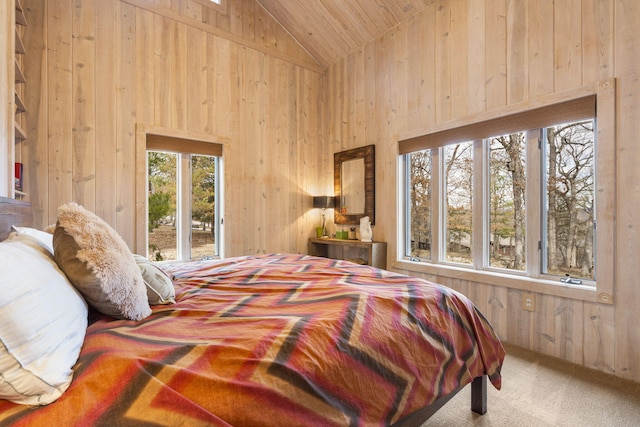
0, 253, 504, 426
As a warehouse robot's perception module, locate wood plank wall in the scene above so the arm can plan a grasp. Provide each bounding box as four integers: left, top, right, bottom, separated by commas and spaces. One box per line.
21, 0, 327, 256
324, 0, 640, 383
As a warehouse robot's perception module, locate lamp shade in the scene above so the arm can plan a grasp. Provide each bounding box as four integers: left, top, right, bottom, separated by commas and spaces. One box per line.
313, 196, 334, 209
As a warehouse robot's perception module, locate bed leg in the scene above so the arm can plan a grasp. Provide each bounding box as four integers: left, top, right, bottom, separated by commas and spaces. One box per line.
470, 375, 487, 415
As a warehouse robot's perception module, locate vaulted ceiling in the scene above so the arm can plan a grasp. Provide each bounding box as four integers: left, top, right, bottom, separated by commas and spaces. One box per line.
256, 0, 438, 68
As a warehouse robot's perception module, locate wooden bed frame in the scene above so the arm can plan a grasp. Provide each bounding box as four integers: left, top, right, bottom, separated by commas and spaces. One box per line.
393, 376, 487, 426
0, 195, 488, 426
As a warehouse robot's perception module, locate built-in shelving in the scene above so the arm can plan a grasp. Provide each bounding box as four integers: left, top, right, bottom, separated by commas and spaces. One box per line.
14, 0, 27, 200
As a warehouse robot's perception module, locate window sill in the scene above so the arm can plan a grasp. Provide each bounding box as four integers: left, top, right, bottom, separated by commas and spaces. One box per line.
392, 259, 607, 304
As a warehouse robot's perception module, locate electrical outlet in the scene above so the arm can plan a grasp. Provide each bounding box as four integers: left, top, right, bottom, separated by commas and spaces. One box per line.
522, 293, 536, 312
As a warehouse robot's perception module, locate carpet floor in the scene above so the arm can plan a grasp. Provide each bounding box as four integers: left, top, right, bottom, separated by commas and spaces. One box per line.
424, 343, 640, 426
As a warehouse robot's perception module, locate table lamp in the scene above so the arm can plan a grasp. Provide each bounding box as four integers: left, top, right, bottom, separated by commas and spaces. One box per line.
313, 196, 334, 237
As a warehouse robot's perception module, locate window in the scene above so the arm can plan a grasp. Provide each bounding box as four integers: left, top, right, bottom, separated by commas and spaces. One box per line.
445, 142, 473, 264
398, 80, 615, 302
192, 0, 227, 13
488, 132, 526, 271
403, 122, 593, 281
542, 120, 595, 280
406, 151, 431, 260
145, 134, 222, 262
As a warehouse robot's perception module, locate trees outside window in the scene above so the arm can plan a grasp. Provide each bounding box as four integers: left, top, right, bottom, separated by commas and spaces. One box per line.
543, 120, 595, 280
407, 151, 431, 260
489, 132, 526, 271
147, 150, 220, 262
445, 142, 473, 264
404, 120, 595, 284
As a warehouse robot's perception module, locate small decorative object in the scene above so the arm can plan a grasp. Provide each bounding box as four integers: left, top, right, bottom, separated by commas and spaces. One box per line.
349, 227, 356, 240
360, 216, 372, 242
336, 230, 348, 239
14, 162, 23, 191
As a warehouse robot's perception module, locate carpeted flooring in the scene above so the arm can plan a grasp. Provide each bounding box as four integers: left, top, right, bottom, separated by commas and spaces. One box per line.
424, 343, 640, 426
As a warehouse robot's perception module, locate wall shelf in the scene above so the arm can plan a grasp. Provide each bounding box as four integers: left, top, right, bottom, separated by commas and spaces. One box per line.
15, 0, 27, 26
15, 93, 26, 113
15, 60, 25, 83
15, 28, 25, 54
14, 122, 26, 141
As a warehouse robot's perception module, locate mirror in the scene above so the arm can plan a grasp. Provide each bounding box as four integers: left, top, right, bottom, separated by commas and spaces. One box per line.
341, 158, 365, 214
334, 145, 375, 225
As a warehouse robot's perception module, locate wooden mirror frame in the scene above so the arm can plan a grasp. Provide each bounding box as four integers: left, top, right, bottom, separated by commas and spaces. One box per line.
334, 144, 375, 225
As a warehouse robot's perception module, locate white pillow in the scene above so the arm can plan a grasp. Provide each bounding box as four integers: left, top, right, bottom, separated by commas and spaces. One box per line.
11, 226, 54, 254
0, 234, 88, 405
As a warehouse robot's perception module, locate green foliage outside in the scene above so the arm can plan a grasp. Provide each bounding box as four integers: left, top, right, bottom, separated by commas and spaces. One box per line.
148, 192, 171, 232
147, 152, 177, 232
191, 155, 216, 230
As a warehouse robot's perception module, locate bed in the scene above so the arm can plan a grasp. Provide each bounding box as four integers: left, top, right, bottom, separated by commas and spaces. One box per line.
0, 197, 504, 426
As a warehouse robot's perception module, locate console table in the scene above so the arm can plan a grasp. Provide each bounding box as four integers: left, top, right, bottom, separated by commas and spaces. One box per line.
308, 238, 387, 270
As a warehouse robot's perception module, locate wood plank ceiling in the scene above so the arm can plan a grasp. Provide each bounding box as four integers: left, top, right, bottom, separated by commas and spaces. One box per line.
256, 0, 439, 68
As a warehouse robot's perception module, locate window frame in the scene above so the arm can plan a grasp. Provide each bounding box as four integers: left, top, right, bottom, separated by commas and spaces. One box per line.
396, 80, 615, 304
135, 124, 225, 261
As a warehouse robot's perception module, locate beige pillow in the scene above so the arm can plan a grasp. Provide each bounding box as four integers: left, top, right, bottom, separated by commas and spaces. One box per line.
133, 254, 176, 305
53, 202, 151, 321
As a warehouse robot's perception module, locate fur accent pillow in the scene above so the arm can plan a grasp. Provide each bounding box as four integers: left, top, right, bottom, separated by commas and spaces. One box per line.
53, 203, 151, 321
